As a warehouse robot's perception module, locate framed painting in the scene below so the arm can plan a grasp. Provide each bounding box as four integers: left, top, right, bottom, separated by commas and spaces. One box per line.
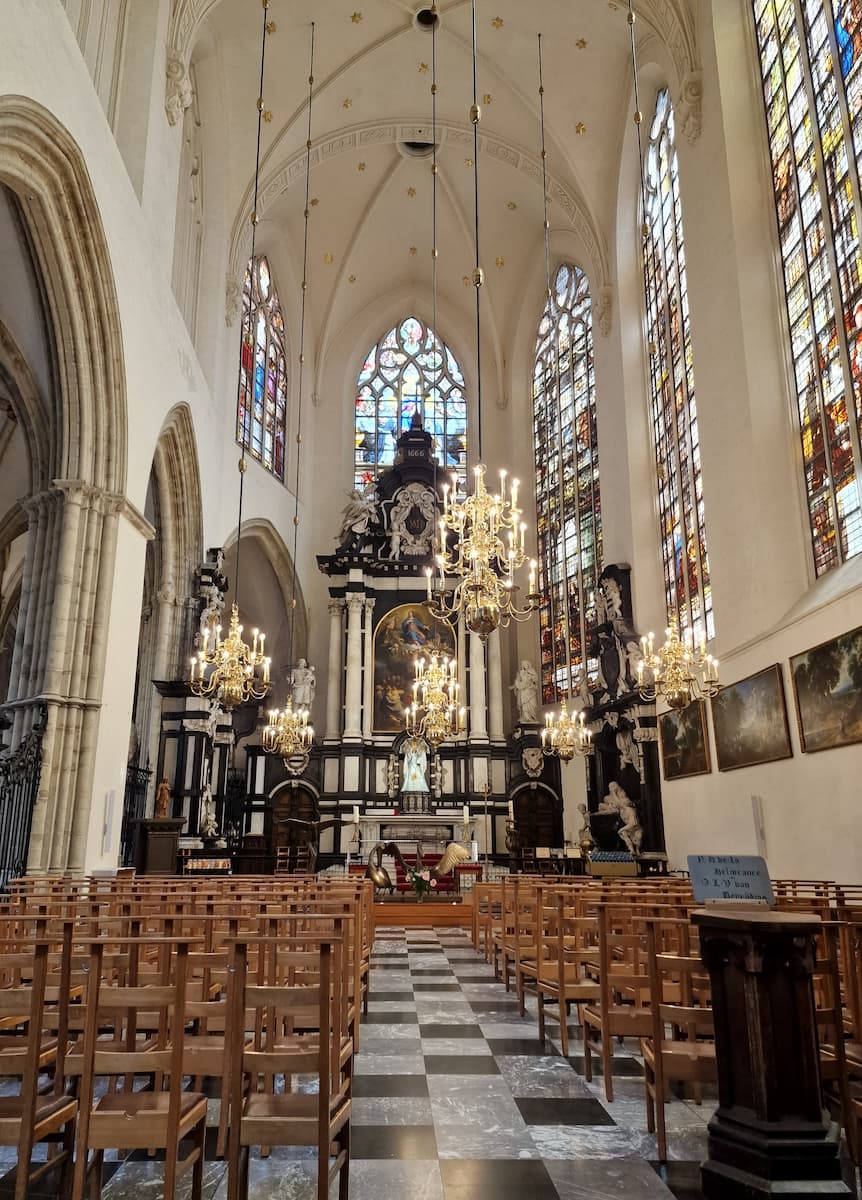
372, 602, 455, 733
658, 700, 711, 781
790, 624, 862, 753
710, 664, 793, 772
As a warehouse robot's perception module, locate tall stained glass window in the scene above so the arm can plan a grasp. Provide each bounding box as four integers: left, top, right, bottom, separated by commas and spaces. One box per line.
533, 264, 603, 704
643, 88, 714, 644
236, 256, 287, 481
354, 316, 467, 490
753, 0, 862, 574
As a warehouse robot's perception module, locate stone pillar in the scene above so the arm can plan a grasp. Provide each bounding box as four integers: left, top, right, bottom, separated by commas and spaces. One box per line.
487, 628, 503, 740
344, 592, 365, 741
325, 599, 344, 740
469, 629, 488, 742
693, 909, 850, 1199
362, 597, 375, 739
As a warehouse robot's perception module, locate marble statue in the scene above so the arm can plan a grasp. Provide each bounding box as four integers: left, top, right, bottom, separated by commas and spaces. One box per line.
511, 660, 539, 724
337, 483, 378, 552
199, 782, 219, 841
576, 802, 594, 850
605, 709, 641, 777
290, 659, 316, 708
598, 781, 643, 855
401, 736, 429, 793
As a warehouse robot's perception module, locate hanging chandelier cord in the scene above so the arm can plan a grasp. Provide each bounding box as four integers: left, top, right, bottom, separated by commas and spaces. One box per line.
470, 0, 483, 462
287, 21, 316, 675
235, 0, 274, 607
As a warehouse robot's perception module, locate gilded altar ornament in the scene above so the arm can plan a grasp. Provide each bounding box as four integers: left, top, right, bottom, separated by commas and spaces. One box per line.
636, 618, 719, 711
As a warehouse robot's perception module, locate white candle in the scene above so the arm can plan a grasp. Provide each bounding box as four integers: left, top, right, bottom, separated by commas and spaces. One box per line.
353, 805, 360, 825
508, 800, 514, 822
462, 804, 469, 825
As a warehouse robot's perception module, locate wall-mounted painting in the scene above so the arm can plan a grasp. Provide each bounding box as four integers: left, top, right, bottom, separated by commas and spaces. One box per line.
658, 700, 711, 781
372, 603, 456, 733
790, 625, 862, 753
711, 664, 793, 772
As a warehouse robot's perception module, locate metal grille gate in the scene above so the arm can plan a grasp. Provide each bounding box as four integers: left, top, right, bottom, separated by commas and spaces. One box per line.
0, 705, 47, 892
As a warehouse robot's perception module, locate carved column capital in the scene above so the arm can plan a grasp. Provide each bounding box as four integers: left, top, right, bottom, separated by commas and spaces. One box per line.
165, 48, 193, 127
678, 71, 703, 145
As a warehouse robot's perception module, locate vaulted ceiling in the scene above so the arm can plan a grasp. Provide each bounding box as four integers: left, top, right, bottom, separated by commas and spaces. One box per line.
185, 0, 698, 360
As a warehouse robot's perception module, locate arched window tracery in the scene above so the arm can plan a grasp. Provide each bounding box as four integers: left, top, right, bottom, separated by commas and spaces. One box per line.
236, 256, 287, 482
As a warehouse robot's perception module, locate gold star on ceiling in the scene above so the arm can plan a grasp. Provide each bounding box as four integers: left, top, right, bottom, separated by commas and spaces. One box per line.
348, 274, 357, 283
324, 253, 334, 264
465, 157, 473, 167
409, 246, 418, 255
407, 186, 416, 197
357, 162, 366, 171
265, 21, 277, 34
576, 37, 587, 49
462, 275, 471, 287
351, 11, 362, 23
483, 93, 493, 105
310, 198, 319, 206
418, 62, 429, 74
496, 257, 505, 268
507, 201, 518, 210
491, 16, 503, 29
576, 122, 586, 135
342, 98, 352, 109
262, 109, 273, 122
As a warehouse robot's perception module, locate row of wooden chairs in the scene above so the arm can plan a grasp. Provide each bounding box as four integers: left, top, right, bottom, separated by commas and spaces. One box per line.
0, 875, 373, 1199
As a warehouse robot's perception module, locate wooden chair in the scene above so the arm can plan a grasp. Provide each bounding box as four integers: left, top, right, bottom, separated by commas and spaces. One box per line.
226, 934, 352, 1200
0, 940, 77, 1200
641, 919, 716, 1162
581, 904, 654, 1100
71, 937, 208, 1200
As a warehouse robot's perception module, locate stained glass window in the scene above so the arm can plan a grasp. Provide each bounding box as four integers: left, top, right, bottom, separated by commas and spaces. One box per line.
643, 89, 714, 644
532, 264, 603, 705
354, 316, 467, 490
236, 256, 287, 482
752, 0, 862, 574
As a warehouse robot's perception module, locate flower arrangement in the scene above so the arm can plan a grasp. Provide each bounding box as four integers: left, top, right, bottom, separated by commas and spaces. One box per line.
407, 866, 438, 900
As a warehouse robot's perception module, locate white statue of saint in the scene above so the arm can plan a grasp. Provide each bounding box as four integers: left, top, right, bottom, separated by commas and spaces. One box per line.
401, 737, 429, 793
291, 659, 316, 708
510, 660, 539, 724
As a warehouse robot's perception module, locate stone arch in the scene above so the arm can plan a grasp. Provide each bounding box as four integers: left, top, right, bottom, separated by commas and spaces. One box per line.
0, 97, 130, 874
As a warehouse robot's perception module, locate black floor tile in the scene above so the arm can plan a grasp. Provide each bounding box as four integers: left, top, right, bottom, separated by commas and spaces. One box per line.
413, 983, 463, 992
424, 1055, 500, 1075
486, 1038, 561, 1057
367, 990, 414, 1001
372, 962, 414, 970
419, 1023, 484, 1038
469, 1000, 523, 1013
453, 973, 497, 983
411, 968, 455, 976
440, 1159, 559, 1200
567, 1054, 644, 1076
352, 1075, 429, 1097
651, 1160, 704, 1200
515, 1097, 616, 1126
351, 1124, 438, 1160
361, 1011, 419, 1024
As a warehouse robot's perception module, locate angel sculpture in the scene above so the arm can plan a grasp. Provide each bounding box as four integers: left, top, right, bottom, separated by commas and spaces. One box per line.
364, 840, 471, 893
336, 484, 378, 554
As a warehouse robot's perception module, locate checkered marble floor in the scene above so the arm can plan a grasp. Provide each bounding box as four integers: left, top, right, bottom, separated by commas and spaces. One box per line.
3, 926, 717, 1200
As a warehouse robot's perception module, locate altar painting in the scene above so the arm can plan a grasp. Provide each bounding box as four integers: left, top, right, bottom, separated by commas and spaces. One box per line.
373, 603, 455, 732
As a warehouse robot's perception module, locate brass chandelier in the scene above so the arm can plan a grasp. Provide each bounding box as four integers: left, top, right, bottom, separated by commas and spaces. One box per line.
190, 10, 275, 710
627, 0, 720, 712
405, 652, 466, 747
264, 21, 316, 760
427, 0, 539, 641
636, 621, 719, 711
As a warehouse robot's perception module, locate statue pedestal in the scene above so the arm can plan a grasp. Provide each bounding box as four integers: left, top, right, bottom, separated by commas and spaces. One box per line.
692, 909, 851, 1198
133, 818, 184, 876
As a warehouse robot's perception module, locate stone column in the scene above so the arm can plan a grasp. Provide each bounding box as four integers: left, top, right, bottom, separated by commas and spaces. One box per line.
362, 597, 375, 740
325, 599, 344, 740
469, 629, 488, 741
487, 628, 504, 740
344, 592, 365, 740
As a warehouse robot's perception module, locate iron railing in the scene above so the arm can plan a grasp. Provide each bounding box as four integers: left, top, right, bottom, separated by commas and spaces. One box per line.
120, 764, 152, 867
0, 705, 47, 892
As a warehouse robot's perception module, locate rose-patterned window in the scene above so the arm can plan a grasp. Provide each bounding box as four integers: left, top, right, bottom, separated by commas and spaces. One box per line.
354, 316, 467, 491
236, 256, 287, 482
532, 264, 603, 705
752, 0, 862, 574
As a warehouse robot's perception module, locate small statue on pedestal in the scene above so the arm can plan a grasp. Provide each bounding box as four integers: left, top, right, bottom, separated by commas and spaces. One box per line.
511, 661, 539, 724
154, 778, 171, 819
